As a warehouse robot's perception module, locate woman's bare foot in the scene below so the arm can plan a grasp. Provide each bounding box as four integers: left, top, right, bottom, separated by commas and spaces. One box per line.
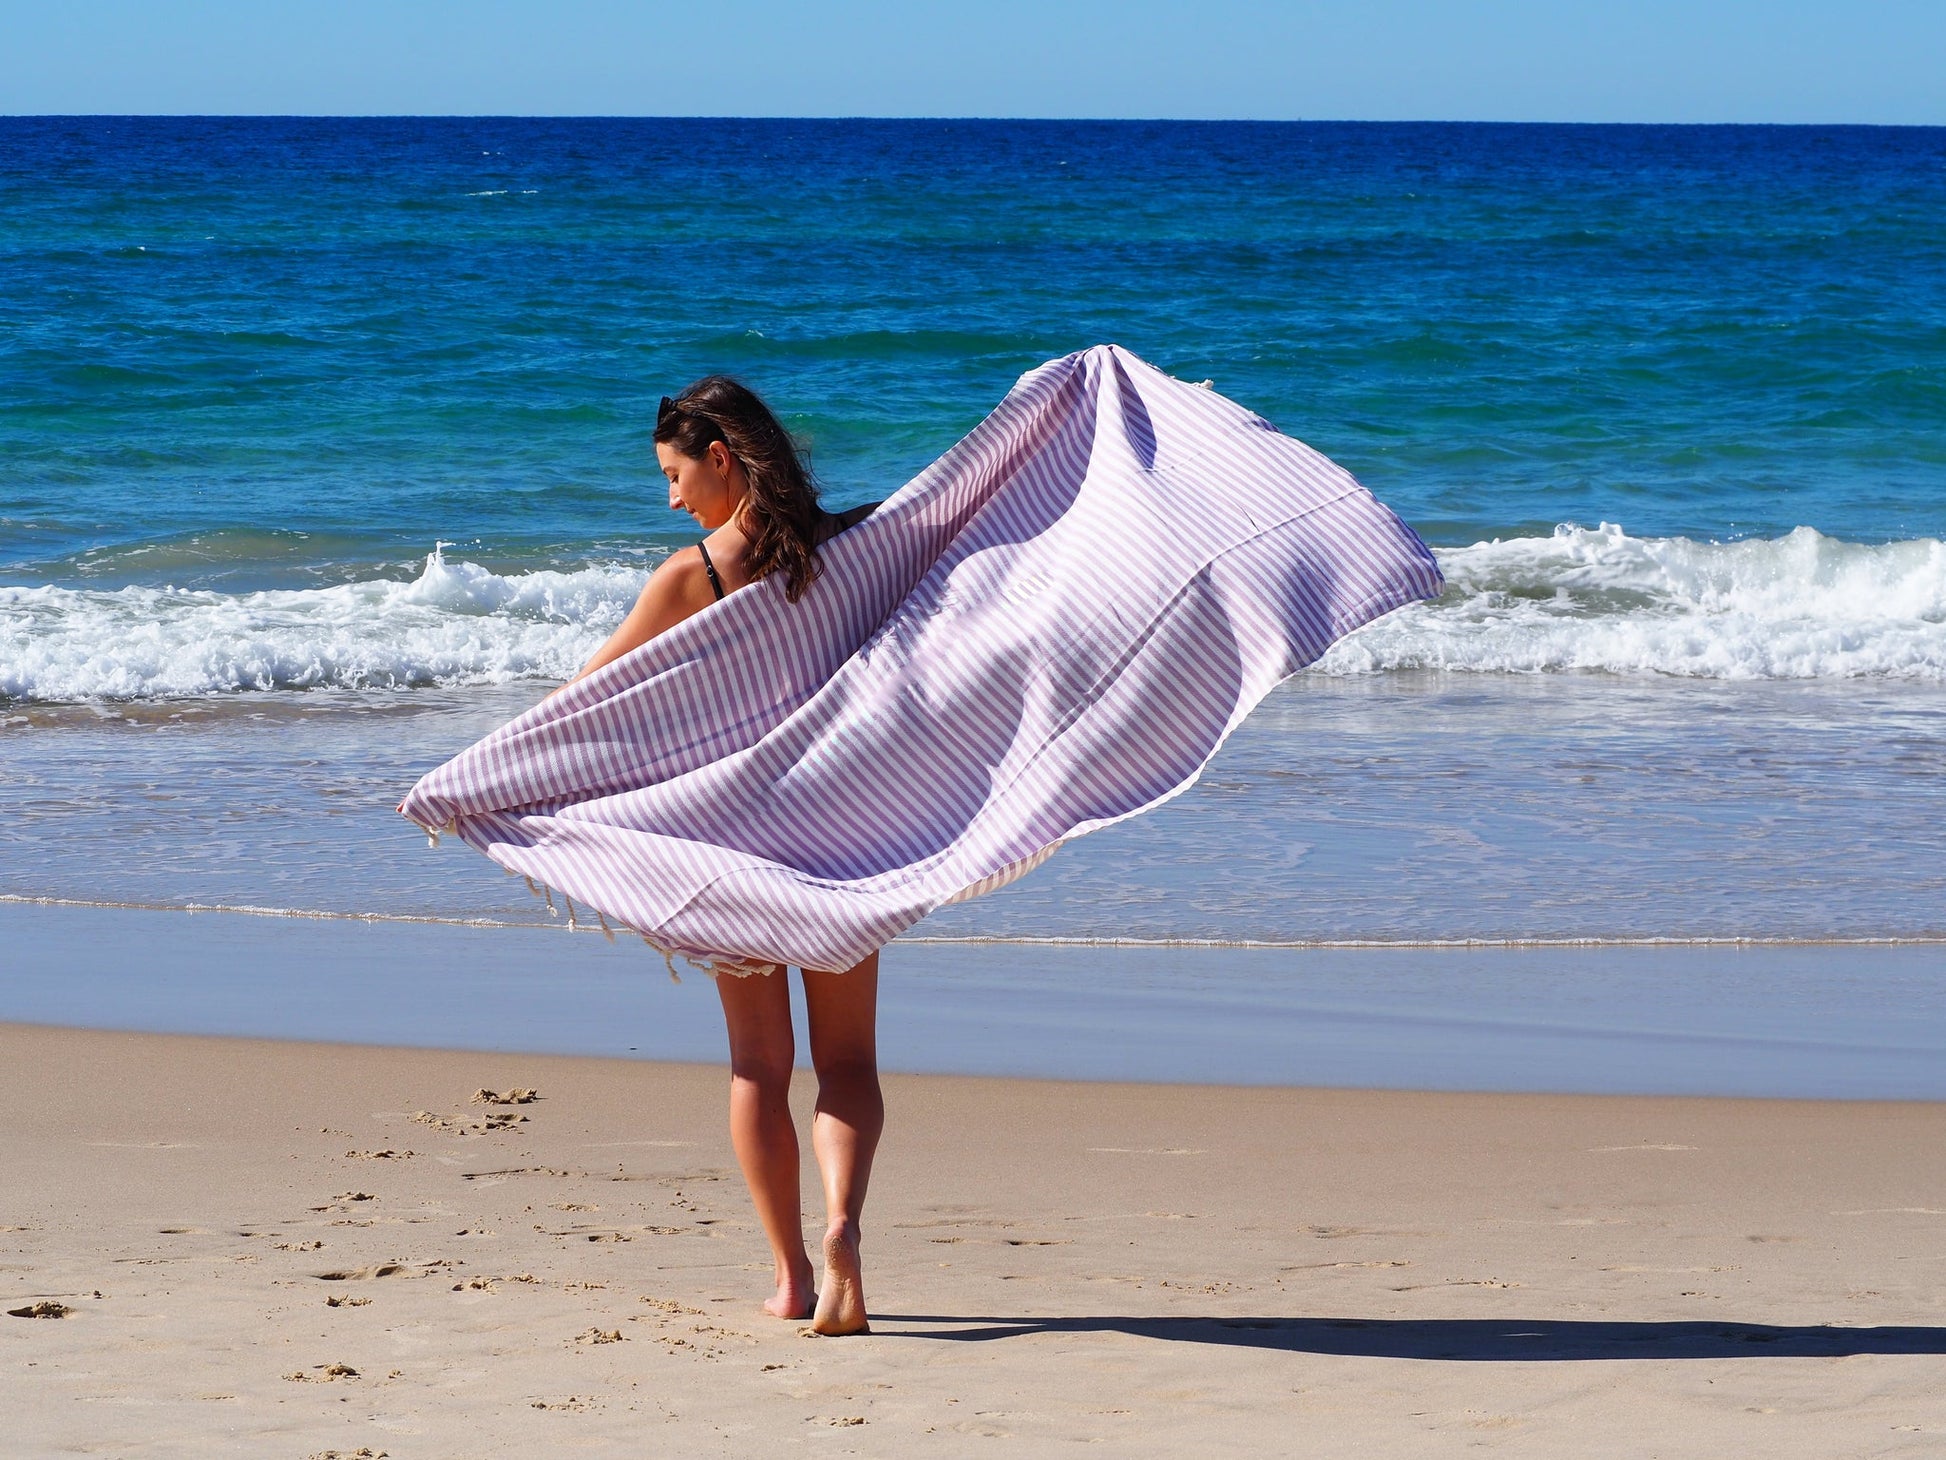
764, 1261, 816, 1320
809, 1222, 869, 1335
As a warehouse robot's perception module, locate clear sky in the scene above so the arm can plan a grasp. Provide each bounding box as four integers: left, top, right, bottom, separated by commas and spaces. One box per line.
1, 0, 1940, 124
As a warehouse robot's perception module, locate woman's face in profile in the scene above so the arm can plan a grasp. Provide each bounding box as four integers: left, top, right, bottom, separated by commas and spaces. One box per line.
657, 440, 745, 530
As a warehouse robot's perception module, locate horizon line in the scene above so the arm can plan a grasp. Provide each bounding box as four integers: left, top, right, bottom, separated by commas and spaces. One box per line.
3, 113, 1940, 130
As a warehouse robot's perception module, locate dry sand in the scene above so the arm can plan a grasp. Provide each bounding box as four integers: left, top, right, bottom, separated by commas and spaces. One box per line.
4, 1021, 1943, 1458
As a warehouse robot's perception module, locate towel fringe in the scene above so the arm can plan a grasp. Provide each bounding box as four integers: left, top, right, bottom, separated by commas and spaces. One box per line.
564, 895, 578, 931
596, 910, 615, 943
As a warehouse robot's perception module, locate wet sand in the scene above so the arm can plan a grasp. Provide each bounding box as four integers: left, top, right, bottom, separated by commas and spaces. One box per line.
4, 1022, 1944, 1457
7, 901, 1946, 1097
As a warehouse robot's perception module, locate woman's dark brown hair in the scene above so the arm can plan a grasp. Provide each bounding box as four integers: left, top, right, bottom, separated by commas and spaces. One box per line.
654, 376, 824, 603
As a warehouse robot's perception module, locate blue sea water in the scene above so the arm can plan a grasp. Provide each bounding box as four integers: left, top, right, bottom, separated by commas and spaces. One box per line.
6, 118, 1946, 571
3, 117, 1946, 954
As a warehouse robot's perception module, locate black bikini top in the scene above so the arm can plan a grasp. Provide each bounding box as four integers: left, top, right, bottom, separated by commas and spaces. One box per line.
696, 541, 726, 602
695, 501, 881, 604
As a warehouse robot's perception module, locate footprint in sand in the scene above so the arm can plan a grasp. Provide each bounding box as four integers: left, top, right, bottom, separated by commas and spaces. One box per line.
639, 1297, 706, 1316
453, 1274, 540, 1291
473, 1087, 541, 1105
8, 1300, 72, 1318
414, 1109, 526, 1136
283, 1362, 360, 1382
309, 1193, 377, 1212
313, 1264, 406, 1281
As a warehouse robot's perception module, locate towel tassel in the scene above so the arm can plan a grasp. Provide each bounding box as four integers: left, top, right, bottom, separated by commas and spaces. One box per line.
596, 910, 615, 943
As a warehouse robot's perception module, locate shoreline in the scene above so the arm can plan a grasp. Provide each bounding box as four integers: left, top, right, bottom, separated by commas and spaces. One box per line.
8, 902, 1946, 1099
6, 1022, 1943, 1456
18, 890, 1946, 948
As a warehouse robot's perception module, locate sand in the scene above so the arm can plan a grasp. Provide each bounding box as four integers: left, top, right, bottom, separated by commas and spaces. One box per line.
4, 1021, 1943, 1458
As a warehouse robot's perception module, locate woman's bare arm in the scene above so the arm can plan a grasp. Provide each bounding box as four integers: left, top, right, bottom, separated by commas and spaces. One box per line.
550, 548, 716, 696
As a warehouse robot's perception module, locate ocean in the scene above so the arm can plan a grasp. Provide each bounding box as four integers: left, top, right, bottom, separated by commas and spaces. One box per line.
4, 117, 1946, 997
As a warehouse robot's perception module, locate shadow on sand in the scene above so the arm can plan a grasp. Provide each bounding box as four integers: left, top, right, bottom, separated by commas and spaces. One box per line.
872, 1314, 1946, 1361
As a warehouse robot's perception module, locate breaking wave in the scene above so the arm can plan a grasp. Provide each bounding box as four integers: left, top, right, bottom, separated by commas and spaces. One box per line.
1322, 524, 1946, 680
7, 525, 1946, 701
0, 545, 640, 701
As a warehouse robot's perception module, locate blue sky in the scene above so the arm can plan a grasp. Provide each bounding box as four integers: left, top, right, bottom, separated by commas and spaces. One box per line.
1, 0, 1939, 123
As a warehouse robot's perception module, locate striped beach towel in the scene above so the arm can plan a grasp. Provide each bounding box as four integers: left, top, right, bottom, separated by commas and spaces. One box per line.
400, 345, 1443, 973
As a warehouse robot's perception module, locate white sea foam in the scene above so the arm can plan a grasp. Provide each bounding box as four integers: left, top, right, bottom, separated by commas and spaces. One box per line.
1322, 524, 1946, 680
5, 527, 1946, 701
0, 546, 642, 701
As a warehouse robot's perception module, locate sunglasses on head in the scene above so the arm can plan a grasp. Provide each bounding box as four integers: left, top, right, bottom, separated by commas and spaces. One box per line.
657, 396, 726, 450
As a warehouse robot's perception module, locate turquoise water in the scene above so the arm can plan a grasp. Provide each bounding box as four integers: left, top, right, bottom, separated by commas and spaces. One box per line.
3, 118, 1946, 949
6, 118, 1944, 579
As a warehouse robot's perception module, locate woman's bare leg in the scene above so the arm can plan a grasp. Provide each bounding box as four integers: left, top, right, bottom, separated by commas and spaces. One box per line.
802, 950, 882, 1336
716, 968, 816, 1319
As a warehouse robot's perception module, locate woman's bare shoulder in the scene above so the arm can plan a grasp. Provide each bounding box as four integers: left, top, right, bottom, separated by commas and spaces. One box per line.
641, 545, 717, 611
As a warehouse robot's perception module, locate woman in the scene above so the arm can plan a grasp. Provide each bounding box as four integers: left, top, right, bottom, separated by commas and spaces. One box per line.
564, 376, 880, 1337
405, 347, 1444, 1338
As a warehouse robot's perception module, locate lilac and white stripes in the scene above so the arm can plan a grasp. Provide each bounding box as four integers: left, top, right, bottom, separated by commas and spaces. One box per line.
400, 346, 1444, 972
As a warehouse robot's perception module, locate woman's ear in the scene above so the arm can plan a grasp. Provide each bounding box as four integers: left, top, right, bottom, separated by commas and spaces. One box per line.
708, 439, 736, 479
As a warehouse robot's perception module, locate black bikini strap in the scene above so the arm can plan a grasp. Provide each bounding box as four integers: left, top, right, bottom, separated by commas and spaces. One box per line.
696, 542, 725, 602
